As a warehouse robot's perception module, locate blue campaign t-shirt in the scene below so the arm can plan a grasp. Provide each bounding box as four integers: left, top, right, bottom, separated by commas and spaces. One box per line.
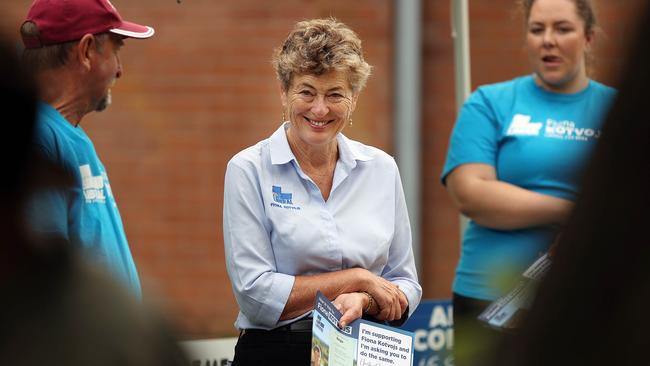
441, 75, 616, 300
29, 102, 141, 298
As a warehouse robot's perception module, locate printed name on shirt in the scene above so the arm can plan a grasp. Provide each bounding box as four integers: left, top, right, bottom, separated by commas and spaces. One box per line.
506, 114, 601, 141
544, 119, 601, 140
271, 185, 301, 210
80, 164, 107, 204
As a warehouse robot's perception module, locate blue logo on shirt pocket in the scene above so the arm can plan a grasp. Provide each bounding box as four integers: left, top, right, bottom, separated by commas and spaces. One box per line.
272, 186, 293, 204
271, 186, 301, 210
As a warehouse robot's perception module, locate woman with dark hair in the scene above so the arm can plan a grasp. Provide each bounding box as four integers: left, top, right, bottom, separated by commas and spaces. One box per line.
492, 3, 650, 365
440, 0, 615, 364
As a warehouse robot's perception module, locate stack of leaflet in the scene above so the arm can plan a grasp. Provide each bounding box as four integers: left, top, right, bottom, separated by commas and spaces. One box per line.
478, 253, 552, 331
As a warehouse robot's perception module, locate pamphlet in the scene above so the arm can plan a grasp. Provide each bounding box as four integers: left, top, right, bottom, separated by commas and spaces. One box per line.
312, 291, 414, 366
478, 253, 552, 331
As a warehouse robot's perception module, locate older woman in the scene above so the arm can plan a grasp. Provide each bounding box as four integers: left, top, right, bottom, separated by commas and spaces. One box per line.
223, 18, 421, 365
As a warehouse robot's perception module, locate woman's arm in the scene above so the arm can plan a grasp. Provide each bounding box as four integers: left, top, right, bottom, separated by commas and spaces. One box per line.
279, 268, 365, 320
280, 268, 406, 321
446, 163, 574, 230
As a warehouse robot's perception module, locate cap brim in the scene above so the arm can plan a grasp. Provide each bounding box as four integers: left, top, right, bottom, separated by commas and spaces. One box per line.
109, 21, 155, 39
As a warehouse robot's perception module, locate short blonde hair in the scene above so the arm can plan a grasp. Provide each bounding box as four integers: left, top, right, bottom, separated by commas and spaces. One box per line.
272, 18, 372, 94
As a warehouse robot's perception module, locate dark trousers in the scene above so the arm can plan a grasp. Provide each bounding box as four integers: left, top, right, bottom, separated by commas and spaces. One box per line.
453, 293, 508, 366
231, 328, 312, 366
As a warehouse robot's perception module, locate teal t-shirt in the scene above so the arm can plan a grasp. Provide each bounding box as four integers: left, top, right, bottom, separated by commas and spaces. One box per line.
441, 75, 616, 300
28, 102, 141, 298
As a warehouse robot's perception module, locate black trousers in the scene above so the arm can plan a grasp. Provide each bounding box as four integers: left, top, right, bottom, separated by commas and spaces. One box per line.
453, 293, 509, 366
231, 328, 312, 366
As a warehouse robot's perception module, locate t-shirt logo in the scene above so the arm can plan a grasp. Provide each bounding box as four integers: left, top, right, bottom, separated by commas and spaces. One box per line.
506, 114, 542, 136
272, 185, 293, 204
270, 186, 301, 210
80, 164, 106, 204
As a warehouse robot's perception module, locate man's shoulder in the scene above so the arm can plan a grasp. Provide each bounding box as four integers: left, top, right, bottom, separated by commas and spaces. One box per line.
33, 105, 93, 166
34, 104, 69, 144
33, 110, 63, 159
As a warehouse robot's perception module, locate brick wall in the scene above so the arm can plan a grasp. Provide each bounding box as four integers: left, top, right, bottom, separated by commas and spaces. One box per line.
2, 0, 645, 339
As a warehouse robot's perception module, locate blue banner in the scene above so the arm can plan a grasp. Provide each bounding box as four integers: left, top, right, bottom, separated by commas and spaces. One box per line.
402, 299, 454, 366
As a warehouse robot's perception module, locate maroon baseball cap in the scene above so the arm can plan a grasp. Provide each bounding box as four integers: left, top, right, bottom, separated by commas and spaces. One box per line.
22, 0, 154, 49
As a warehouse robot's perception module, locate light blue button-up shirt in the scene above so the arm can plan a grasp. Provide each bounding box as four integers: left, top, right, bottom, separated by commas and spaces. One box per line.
223, 123, 421, 330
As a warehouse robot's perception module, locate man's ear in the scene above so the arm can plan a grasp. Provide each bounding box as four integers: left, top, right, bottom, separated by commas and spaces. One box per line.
76, 34, 96, 71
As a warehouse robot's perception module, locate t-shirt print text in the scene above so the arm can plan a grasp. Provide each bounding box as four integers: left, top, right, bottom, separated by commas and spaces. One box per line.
507, 114, 601, 141
80, 164, 107, 204
270, 185, 301, 210
544, 119, 601, 141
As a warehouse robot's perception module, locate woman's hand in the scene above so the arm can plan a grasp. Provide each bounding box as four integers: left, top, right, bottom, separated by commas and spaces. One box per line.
360, 272, 408, 322
333, 292, 366, 327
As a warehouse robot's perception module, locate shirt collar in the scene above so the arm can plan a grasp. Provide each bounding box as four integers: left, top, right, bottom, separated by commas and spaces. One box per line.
269, 121, 375, 167
336, 133, 373, 169
37, 101, 81, 133
269, 122, 295, 165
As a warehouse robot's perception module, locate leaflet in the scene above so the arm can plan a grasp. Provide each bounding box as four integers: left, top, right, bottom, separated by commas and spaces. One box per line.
311, 291, 414, 366
478, 253, 552, 331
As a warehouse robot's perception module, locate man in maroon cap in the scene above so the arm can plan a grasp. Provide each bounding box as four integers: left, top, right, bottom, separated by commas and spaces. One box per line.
21, 0, 154, 298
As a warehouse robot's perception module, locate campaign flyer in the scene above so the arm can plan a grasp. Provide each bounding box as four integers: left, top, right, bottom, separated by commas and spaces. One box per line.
312, 291, 414, 366
478, 253, 552, 330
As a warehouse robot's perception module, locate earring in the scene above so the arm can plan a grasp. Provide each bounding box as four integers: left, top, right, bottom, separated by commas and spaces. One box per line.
282, 111, 286, 122
349, 118, 353, 127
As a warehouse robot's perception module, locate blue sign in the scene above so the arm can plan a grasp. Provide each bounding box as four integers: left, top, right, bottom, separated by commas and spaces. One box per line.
402, 299, 454, 366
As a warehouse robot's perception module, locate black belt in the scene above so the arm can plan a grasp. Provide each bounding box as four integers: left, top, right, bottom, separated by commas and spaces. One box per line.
241, 318, 313, 336
275, 318, 313, 331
